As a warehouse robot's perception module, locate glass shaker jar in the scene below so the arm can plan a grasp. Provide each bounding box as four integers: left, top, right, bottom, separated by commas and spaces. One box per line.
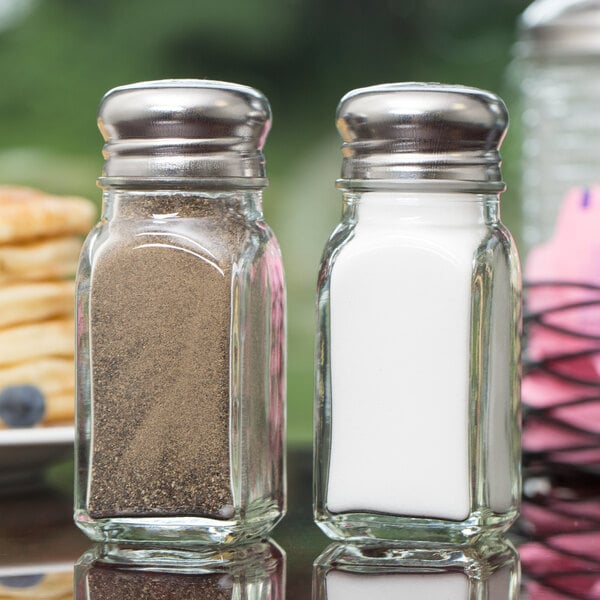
75, 80, 286, 546
314, 83, 522, 545
517, 0, 600, 477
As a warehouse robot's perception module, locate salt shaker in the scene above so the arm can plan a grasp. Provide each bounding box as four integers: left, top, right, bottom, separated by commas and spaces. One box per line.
314, 83, 521, 544
75, 80, 286, 546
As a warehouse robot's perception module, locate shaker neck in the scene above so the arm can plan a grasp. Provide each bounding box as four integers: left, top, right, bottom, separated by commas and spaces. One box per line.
100, 188, 264, 221
342, 191, 501, 226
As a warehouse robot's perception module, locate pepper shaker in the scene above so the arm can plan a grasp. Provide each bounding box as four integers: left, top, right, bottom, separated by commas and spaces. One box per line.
314, 83, 521, 544
75, 80, 286, 546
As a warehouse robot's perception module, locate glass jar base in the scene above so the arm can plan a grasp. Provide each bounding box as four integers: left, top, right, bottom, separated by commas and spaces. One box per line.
78, 538, 284, 571
74, 507, 283, 546
315, 509, 518, 546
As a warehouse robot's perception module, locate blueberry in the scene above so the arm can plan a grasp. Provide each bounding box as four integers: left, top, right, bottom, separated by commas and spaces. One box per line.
0, 385, 45, 428
0, 574, 44, 587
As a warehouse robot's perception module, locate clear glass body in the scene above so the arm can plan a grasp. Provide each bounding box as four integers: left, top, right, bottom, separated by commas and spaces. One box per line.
75, 187, 286, 545
314, 191, 521, 545
313, 537, 520, 599
75, 539, 285, 599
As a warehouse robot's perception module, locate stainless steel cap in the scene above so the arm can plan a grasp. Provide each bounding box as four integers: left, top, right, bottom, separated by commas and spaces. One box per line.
519, 0, 600, 58
336, 83, 508, 192
97, 79, 271, 187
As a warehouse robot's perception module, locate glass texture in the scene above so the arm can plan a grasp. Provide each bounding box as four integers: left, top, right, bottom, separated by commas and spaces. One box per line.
313, 537, 520, 599
74, 539, 286, 599
0, 453, 599, 598
518, 4, 600, 479
75, 188, 286, 545
520, 61, 600, 249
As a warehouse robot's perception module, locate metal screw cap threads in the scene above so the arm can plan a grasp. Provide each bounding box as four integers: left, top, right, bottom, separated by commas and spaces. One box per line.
97, 79, 271, 186
336, 82, 509, 192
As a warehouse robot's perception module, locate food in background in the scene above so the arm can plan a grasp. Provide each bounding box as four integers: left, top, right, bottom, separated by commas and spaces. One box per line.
0, 186, 94, 429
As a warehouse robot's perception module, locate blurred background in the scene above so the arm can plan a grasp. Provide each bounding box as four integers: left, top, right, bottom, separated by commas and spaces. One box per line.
0, 0, 528, 446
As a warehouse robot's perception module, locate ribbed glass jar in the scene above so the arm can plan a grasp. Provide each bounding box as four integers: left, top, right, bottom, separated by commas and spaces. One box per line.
517, 0, 600, 477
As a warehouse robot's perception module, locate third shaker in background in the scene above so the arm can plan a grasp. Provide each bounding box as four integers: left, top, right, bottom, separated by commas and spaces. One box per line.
517, 0, 600, 477
314, 83, 522, 544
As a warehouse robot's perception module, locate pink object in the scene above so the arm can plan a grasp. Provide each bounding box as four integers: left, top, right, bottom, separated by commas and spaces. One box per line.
521, 542, 598, 575
524, 187, 600, 470
520, 488, 600, 599
521, 535, 600, 599
522, 500, 600, 535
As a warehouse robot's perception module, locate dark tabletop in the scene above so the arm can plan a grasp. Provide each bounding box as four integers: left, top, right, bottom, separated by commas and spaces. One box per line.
0, 448, 598, 599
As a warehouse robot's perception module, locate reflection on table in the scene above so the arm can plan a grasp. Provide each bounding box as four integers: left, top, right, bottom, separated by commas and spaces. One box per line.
518, 469, 600, 599
75, 540, 285, 599
0, 451, 599, 598
0, 483, 87, 599
313, 539, 519, 599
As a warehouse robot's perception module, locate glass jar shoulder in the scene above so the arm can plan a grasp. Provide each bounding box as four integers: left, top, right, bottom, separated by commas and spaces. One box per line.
84, 211, 279, 275
76, 222, 107, 288
317, 219, 357, 292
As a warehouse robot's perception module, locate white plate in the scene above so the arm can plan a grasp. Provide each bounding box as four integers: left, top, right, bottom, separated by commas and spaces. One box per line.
0, 426, 74, 482
0, 562, 74, 577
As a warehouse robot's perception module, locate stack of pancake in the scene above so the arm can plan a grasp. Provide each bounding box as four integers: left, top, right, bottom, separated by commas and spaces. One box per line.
0, 187, 95, 429
0, 571, 72, 600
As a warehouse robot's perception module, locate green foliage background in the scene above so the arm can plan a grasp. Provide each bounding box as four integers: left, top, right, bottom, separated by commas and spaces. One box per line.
0, 0, 527, 444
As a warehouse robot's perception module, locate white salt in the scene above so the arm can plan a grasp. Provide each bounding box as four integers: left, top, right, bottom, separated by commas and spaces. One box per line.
324, 564, 514, 599
326, 571, 468, 600
327, 193, 488, 520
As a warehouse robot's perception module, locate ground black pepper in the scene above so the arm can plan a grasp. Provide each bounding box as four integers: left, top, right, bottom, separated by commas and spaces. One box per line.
86, 564, 232, 600
87, 196, 245, 519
